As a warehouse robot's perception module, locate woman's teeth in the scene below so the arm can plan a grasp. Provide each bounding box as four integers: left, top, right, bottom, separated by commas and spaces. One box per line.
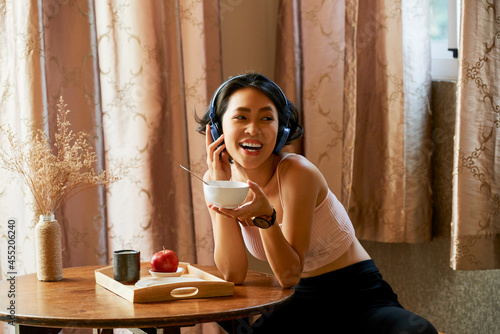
240, 143, 263, 151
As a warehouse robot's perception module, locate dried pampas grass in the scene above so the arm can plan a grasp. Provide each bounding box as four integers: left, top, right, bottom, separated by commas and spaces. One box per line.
0, 97, 126, 217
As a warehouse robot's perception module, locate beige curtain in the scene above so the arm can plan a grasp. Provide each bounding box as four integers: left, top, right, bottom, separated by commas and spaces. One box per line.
276, 0, 432, 243
1, 1, 219, 332
452, 0, 500, 270
0, 0, 43, 280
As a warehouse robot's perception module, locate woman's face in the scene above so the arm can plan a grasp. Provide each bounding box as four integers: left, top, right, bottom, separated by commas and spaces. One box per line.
221, 87, 279, 169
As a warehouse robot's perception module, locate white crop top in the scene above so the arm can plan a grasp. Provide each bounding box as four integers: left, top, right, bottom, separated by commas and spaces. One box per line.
239, 156, 356, 273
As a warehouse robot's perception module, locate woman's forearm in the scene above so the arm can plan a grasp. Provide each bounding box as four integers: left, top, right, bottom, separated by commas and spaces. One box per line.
212, 214, 248, 284
260, 225, 302, 288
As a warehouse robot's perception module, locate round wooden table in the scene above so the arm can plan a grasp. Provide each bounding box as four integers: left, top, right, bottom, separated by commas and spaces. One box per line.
0, 264, 293, 333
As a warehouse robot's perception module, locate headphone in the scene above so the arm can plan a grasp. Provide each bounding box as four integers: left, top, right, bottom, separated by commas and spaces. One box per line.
209, 74, 291, 154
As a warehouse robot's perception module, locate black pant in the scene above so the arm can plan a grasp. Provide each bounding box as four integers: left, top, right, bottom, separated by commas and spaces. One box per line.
228, 260, 438, 334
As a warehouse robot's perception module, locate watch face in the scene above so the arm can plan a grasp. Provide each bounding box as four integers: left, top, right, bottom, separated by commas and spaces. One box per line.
253, 217, 271, 229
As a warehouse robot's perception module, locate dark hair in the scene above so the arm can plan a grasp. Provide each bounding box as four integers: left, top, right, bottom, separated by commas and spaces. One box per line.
195, 73, 303, 149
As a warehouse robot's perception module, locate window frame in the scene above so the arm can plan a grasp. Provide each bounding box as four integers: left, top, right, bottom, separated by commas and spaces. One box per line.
430, 0, 460, 80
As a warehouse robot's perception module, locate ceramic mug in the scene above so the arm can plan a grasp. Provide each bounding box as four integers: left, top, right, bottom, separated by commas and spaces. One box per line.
113, 249, 140, 283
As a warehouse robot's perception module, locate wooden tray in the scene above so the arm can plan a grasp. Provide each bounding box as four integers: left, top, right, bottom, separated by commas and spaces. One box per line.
95, 261, 234, 303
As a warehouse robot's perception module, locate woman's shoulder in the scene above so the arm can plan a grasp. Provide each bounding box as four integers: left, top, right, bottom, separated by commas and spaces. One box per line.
276, 154, 328, 207
277, 153, 326, 186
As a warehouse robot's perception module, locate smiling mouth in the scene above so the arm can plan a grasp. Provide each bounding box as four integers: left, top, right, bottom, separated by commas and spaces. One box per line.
239, 142, 263, 152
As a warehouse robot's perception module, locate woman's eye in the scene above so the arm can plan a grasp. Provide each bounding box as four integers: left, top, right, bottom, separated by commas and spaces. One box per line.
262, 116, 274, 121
233, 115, 246, 120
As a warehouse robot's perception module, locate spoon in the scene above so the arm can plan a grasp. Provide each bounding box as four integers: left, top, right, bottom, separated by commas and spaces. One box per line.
179, 165, 209, 185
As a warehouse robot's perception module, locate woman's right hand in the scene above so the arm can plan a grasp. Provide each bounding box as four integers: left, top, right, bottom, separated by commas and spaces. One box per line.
206, 124, 231, 181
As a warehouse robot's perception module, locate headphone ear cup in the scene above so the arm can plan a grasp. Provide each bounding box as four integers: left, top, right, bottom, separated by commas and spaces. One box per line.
274, 126, 290, 154
210, 121, 222, 142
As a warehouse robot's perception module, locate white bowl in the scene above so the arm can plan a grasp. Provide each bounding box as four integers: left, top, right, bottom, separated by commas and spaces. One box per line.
203, 181, 249, 209
149, 267, 184, 277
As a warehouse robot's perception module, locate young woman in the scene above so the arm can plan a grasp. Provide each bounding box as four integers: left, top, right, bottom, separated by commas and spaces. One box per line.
197, 73, 438, 333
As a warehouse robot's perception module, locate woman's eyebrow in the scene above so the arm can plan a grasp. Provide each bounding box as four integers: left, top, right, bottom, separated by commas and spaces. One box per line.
258, 106, 274, 112
233, 106, 275, 112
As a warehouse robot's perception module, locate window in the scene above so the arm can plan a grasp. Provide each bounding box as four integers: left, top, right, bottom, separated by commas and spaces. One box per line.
430, 0, 460, 80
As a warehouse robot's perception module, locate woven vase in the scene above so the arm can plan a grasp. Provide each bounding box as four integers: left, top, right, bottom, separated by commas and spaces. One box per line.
35, 214, 63, 281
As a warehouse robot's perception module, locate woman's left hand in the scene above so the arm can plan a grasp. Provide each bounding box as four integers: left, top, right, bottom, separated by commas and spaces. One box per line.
209, 180, 273, 224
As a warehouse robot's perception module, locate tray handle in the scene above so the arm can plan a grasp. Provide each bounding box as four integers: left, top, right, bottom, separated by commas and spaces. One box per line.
170, 287, 199, 298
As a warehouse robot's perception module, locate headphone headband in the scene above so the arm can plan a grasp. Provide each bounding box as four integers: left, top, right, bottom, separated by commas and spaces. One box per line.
209, 74, 291, 154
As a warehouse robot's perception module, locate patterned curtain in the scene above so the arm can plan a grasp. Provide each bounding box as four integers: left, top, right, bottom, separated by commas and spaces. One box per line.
452, 0, 500, 270
0, 1, 219, 332
275, 0, 432, 243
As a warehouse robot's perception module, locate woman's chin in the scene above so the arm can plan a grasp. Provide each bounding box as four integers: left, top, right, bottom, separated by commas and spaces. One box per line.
233, 150, 276, 169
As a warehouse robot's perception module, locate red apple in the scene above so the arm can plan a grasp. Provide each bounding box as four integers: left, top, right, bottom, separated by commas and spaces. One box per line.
151, 248, 179, 272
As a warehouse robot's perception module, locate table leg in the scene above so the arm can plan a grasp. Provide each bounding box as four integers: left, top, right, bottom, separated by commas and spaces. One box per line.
93, 329, 113, 334
15, 325, 61, 334
218, 317, 252, 334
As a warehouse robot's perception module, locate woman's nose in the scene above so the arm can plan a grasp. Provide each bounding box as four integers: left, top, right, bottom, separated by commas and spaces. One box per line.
245, 122, 261, 136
